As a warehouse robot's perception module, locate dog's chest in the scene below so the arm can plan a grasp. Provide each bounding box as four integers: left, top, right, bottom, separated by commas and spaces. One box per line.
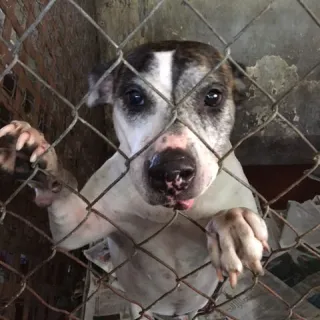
110, 214, 210, 268
107, 215, 217, 314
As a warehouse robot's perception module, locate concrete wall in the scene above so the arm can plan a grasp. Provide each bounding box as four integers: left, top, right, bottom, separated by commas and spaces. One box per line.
95, 0, 320, 165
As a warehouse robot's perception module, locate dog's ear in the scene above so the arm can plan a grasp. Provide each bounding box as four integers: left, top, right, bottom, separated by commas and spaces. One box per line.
87, 61, 115, 108
229, 61, 248, 105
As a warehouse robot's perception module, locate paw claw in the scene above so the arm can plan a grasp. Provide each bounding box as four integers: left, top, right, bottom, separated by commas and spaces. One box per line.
30, 151, 37, 163
216, 268, 224, 282
16, 131, 30, 151
207, 207, 268, 289
229, 271, 239, 289
0, 124, 15, 138
249, 260, 264, 276
262, 240, 271, 253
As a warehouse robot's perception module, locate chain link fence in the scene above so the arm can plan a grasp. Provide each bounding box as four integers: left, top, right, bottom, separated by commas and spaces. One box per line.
0, 0, 320, 319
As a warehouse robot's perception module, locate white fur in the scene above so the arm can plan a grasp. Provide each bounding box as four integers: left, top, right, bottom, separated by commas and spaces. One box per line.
152, 51, 174, 99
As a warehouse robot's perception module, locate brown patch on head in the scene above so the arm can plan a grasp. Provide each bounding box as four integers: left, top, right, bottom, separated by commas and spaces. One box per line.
172, 41, 234, 91
113, 41, 234, 95
88, 40, 239, 108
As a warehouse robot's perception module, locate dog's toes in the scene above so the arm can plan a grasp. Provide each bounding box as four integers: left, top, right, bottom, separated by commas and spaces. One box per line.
242, 209, 268, 245
16, 131, 31, 151
0, 123, 17, 138
207, 207, 268, 288
228, 270, 240, 288
247, 260, 264, 276
0, 120, 58, 177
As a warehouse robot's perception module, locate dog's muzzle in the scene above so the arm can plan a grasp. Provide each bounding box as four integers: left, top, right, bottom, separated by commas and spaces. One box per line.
148, 148, 196, 198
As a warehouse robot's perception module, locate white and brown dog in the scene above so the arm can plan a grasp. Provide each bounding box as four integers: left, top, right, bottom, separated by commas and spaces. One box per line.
0, 41, 268, 319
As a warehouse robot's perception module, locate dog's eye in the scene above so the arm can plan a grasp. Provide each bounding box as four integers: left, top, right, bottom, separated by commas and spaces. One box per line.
126, 90, 145, 106
204, 89, 222, 107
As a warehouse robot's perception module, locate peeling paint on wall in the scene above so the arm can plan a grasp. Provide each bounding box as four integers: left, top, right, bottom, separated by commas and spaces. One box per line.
245, 55, 300, 132
247, 56, 299, 101
234, 56, 320, 164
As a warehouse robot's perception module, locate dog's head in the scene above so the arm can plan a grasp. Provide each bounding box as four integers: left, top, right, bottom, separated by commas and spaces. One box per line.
87, 41, 247, 210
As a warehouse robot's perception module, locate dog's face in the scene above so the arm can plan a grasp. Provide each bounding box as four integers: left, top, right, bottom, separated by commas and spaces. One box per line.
87, 41, 247, 210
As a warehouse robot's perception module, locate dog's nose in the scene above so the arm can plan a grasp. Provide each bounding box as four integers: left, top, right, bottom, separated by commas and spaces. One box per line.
148, 149, 196, 192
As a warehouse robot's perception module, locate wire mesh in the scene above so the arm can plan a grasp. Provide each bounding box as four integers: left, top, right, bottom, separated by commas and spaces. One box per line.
0, 0, 320, 319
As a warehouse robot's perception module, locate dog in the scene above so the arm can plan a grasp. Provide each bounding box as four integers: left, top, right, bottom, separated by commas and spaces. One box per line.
0, 41, 269, 319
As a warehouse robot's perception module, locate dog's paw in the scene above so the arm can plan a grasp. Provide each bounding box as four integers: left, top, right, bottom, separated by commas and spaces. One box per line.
0, 120, 58, 178
206, 207, 269, 288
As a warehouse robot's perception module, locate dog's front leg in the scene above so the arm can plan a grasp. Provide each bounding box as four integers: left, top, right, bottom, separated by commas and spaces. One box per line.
206, 208, 269, 288
0, 120, 116, 250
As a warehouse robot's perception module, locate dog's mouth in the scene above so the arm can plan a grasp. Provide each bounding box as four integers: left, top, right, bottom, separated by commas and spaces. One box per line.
159, 184, 195, 210
163, 196, 195, 211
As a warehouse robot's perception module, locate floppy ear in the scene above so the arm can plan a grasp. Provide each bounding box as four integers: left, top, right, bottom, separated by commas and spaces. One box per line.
229, 60, 248, 105
87, 62, 115, 108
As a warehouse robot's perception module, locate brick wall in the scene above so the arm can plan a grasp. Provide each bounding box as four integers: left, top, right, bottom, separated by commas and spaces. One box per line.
0, 1, 110, 318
